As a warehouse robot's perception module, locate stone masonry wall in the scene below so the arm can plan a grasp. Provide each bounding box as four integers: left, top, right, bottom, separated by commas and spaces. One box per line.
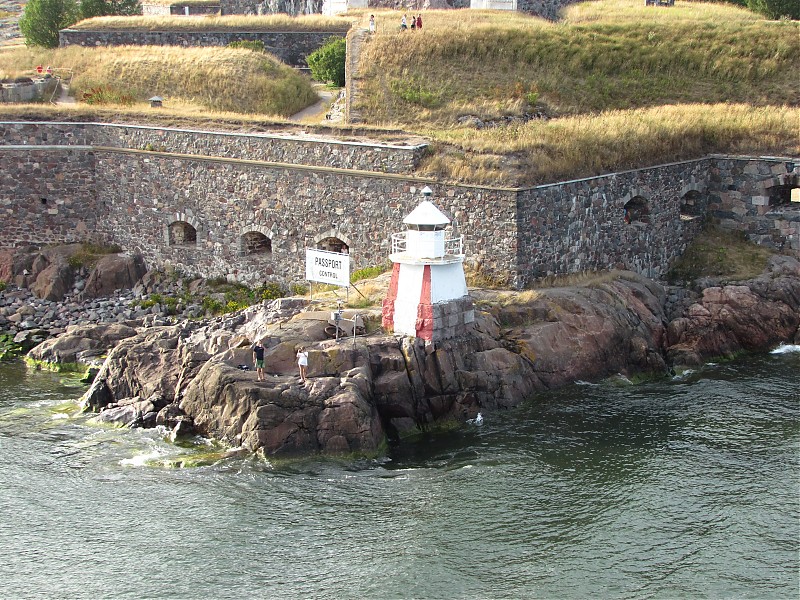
516, 160, 711, 286
0, 147, 101, 248
0, 122, 426, 174
58, 30, 348, 67
2, 121, 797, 289
220, 0, 323, 15
141, 3, 221, 15
709, 157, 800, 253
93, 150, 519, 286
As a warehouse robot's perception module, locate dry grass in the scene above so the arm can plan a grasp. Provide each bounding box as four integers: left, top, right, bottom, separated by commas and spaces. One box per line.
69, 14, 353, 32
0, 45, 317, 116
421, 104, 800, 186
355, 3, 799, 124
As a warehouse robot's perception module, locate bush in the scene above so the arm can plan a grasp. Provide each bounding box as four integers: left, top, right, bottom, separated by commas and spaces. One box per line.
81, 85, 134, 106
256, 282, 285, 301
307, 36, 346, 87
19, 0, 79, 48
351, 264, 390, 283
228, 40, 265, 52
79, 0, 141, 19
747, 0, 799, 19
0, 281, 6, 292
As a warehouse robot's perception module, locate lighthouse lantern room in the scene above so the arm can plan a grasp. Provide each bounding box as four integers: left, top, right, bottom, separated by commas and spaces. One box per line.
382, 188, 475, 342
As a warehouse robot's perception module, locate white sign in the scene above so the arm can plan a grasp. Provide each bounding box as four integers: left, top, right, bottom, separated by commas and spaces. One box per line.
305, 248, 350, 287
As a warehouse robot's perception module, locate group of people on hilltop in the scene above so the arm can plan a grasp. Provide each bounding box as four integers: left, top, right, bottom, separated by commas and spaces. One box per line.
368, 13, 424, 34
400, 13, 423, 31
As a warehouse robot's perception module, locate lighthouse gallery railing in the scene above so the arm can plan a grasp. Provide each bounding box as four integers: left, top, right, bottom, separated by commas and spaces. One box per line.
391, 232, 464, 256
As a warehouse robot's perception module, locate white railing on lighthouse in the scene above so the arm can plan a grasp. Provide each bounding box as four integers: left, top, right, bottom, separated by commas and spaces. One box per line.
391, 232, 464, 257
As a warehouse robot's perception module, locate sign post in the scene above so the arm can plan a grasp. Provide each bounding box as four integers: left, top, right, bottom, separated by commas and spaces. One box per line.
305, 248, 350, 289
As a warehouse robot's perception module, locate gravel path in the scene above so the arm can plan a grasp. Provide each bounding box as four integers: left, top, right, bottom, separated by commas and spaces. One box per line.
0, 0, 23, 47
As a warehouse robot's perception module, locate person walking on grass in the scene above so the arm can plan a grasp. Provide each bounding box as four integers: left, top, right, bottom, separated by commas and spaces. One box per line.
252, 339, 266, 381
416, 14, 422, 30
400, 14, 407, 30
369, 14, 376, 33
410, 14, 416, 30
297, 346, 309, 383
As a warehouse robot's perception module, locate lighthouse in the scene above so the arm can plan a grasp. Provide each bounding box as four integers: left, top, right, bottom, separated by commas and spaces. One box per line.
382, 188, 475, 342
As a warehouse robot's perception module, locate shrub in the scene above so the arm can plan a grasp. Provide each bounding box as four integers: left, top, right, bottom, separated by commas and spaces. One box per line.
19, 0, 79, 48
228, 40, 265, 52
389, 78, 441, 108
79, 0, 141, 19
747, 0, 799, 19
307, 36, 346, 87
290, 283, 308, 296
0, 333, 24, 360
0, 281, 6, 292
256, 282, 285, 301
201, 296, 224, 314
351, 264, 389, 283
81, 85, 134, 105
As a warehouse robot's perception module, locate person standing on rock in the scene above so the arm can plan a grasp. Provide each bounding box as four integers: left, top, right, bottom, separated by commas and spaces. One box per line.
296, 346, 309, 383
252, 339, 266, 382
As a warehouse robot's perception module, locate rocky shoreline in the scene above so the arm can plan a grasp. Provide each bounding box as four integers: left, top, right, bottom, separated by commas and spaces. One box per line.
4, 244, 800, 458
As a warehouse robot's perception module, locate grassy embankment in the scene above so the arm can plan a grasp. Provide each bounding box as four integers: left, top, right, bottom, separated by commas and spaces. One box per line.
0, 15, 353, 117
355, 1, 799, 185
0, 44, 318, 116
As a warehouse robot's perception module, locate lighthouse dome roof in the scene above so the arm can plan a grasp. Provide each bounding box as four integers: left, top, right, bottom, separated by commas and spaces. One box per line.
403, 200, 451, 226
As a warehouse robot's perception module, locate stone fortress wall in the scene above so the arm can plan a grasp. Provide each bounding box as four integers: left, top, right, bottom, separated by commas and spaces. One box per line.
58, 30, 346, 68
1, 121, 797, 289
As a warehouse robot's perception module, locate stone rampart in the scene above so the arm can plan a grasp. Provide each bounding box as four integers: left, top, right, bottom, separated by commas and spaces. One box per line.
516, 159, 711, 285
0, 121, 426, 174
0, 146, 101, 248
1, 121, 797, 288
141, 3, 221, 15
58, 29, 348, 67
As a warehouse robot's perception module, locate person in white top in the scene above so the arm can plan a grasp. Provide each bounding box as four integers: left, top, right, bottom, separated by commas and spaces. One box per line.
297, 347, 309, 383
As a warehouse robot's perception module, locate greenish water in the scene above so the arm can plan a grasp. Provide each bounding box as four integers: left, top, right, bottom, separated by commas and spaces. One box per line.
0, 350, 798, 599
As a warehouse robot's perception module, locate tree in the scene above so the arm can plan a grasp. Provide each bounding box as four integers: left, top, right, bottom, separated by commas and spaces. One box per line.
19, 0, 79, 48
79, 0, 141, 19
747, 0, 799, 19
306, 37, 346, 88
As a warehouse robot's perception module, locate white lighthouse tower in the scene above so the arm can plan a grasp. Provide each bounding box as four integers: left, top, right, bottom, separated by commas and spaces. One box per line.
382, 188, 475, 342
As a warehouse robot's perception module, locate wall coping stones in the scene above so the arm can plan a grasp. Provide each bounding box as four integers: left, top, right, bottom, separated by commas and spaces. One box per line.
0, 121, 426, 151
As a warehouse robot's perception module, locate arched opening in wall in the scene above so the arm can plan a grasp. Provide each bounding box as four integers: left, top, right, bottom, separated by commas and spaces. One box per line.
242, 231, 272, 255
680, 190, 704, 221
767, 183, 797, 208
168, 221, 197, 246
624, 196, 650, 224
317, 236, 349, 254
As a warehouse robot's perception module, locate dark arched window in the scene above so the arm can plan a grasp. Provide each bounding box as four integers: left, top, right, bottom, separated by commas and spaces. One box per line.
680, 190, 704, 221
317, 236, 349, 254
242, 231, 272, 255
623, 196, 650, 225
168, 221, 197, 246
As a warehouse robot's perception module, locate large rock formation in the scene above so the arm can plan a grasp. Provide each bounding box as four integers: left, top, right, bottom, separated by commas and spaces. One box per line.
24, 261, 800, 458
664, 256, 800, 365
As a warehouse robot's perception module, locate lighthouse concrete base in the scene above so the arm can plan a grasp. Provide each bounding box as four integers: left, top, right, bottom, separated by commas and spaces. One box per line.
382, 295, 475, 342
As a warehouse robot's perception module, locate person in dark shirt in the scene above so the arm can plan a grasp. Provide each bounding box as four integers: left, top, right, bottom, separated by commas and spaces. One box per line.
252, 339, 266, 381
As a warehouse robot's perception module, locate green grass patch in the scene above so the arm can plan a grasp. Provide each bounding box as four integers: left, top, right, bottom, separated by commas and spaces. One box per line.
666, 227, 774, 284
67, 242, 122, 268
350, 263, 390, 284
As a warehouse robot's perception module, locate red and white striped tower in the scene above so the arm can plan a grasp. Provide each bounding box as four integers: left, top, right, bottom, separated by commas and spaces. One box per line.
382, 188, 474, 342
